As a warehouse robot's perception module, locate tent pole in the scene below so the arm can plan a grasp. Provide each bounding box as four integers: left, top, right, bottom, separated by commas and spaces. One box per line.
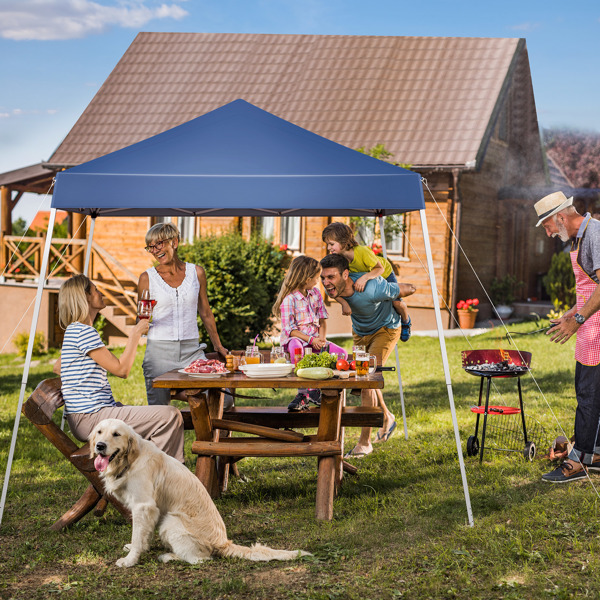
60, 215, 96, 431
378, 215, 408, 440
419, 209, 474, 526
0, 209, 57, 527
83, 216, 95, 276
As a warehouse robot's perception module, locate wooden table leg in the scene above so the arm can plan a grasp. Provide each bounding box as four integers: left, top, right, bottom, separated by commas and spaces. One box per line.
188, 389, 222, 498
335, 389, 346, 493
315, 389, 343, 521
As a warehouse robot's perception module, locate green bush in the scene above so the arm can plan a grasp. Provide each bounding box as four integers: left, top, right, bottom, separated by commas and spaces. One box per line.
13, 331, 47, 358
178, 232, 290, 351
543, 251, 576, 309
93, 314, 107, 343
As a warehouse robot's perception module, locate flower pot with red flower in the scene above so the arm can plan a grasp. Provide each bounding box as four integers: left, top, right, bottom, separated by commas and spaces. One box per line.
456, 298, 479, 329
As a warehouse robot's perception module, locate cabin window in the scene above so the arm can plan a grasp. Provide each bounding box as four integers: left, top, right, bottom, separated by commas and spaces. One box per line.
179, 217, 196, 244
255, 216, 301, 251
281, 217, 301, 251
386, 228, 406, 255
354, 215, 406, 257
259, 216, 275, 240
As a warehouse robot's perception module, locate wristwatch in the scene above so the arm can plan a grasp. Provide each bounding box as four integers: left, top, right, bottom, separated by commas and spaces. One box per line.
574, 313, 586, 325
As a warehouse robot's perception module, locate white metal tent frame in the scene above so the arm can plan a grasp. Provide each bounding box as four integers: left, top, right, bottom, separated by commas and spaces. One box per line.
0, 99, 473, 526
0, 207, 474, 527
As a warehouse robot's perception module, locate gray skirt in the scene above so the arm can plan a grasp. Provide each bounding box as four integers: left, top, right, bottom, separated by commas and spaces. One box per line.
142, 338, 207, 405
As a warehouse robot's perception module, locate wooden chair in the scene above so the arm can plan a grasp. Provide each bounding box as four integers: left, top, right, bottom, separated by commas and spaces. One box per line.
22, 378, 130, 530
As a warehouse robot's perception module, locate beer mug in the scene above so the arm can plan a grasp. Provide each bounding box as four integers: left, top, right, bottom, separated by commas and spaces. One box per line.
351, 345, 365, 362
355, 352, 377, 379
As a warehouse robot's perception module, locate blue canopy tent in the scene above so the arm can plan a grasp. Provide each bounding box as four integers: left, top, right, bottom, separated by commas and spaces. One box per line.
1, 100, 473, 526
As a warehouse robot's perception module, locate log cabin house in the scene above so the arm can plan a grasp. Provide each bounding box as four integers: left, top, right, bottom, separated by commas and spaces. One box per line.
0, 33, 556, 351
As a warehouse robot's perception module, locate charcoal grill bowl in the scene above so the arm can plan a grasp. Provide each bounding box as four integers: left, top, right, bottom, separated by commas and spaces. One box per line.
461, 349, 531, 378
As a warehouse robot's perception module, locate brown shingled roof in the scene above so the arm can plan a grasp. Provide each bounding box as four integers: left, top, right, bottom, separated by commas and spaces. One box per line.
48, 33, 523, 169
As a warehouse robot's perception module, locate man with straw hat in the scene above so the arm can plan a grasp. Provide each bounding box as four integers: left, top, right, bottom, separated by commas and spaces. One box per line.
536, 191, 600, 482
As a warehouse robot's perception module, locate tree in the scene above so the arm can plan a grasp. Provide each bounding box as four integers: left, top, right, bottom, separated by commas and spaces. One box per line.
544, 128, 600, 189
12, 217, 28, 237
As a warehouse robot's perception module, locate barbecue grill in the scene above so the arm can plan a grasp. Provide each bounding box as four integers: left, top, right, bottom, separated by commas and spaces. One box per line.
461, 349, 539, 462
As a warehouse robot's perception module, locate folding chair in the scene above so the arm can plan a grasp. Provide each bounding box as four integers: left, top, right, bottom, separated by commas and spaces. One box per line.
22, 378, 130, 530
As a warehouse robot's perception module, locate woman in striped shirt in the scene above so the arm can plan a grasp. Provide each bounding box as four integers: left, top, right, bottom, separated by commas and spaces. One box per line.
54, 275, 185, 461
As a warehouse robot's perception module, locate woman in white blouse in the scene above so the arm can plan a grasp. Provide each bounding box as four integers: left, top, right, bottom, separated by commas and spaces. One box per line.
137, 222, 228, 405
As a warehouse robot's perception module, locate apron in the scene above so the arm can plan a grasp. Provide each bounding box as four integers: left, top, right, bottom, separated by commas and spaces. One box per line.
571, 221, 600, 366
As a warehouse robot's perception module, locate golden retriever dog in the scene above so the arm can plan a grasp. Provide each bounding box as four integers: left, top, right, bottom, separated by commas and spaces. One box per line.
90, 419, 310, 567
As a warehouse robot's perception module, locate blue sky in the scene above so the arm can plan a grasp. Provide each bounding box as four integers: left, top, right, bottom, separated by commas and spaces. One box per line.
1, 0, 599, 223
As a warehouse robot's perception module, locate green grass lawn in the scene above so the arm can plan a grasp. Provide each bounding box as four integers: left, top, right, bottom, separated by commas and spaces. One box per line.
1, 323, 600, 599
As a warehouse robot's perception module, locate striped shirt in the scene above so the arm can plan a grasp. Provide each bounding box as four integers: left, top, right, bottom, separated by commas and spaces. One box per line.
279, 288, 328, 346
60, 322, 116, 415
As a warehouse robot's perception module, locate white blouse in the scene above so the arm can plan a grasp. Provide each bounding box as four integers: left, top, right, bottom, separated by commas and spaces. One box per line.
146, 263, 200, 341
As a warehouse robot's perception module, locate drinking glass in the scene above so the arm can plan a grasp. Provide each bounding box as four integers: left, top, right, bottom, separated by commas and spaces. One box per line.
137, 290, 155, 323
270, 347, 286, 363
355, 352, 377, 379
351, 345, 365, 362
242, 346, 262, 365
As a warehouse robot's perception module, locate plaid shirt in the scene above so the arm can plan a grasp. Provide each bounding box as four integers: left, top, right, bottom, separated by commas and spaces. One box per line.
279, 288, 328, 346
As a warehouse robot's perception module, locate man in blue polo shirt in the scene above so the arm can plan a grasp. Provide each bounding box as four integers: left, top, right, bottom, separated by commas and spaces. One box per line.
320, 253, 403, 457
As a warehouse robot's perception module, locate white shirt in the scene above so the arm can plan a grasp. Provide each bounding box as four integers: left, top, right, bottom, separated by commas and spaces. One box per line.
146, 263, 200, 341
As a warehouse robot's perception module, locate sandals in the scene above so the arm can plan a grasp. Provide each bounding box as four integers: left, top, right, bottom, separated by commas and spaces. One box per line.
401, 317, 412, 342
344, 445, 373, 459
374, 420, 397, 443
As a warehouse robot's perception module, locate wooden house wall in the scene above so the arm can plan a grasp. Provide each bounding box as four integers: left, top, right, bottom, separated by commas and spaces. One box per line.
455, 49, 548, 318
86, 205, 454, 330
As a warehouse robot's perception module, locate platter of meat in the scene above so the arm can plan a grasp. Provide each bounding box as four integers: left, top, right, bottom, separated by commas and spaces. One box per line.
179, 359, 229, 378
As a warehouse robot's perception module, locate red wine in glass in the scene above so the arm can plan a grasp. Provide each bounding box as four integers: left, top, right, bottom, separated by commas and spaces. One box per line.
138, 290, 155, 322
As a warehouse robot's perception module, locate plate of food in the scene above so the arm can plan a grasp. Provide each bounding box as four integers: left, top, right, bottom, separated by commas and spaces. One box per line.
179, 358, 229, 377
177, 369, 230, 378
239, 363, 295, 378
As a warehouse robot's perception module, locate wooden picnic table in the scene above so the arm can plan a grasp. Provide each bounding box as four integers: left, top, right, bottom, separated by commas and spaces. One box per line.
152, 369, 384, 521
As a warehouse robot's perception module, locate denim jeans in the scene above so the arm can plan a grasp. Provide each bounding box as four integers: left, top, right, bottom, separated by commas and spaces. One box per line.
568, 361, 600, 464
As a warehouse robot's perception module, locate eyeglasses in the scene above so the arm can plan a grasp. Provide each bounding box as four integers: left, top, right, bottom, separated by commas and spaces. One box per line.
145, 239, 170, 253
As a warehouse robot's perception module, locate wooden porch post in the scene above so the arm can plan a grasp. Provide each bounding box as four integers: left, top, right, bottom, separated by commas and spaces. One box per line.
0, 186, 12, 272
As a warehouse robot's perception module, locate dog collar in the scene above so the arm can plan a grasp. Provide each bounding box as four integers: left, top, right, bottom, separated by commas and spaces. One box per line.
114, 464, 130, 480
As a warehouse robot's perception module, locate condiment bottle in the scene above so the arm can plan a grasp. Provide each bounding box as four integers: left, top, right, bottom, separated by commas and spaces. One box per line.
225, 354, 234, 371
293, 347, 303, 365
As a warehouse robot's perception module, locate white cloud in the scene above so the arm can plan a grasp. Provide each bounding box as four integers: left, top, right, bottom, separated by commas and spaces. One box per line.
0, 107, 59, 118
0, 0, 189, 41
509, 22, 541, 32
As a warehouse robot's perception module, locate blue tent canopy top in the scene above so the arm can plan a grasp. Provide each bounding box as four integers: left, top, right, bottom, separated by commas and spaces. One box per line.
52, 99, 425, 217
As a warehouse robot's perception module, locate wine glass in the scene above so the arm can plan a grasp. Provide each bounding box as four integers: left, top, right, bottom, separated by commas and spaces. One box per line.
138, 289, 155, 322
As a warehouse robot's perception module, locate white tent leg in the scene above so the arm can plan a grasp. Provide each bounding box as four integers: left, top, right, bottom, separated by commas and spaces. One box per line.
61, 216, 95, 431
0, 209, 57, 527
419, 209, 474, 526
83, 217, 95, 276
378, 215, 408, 439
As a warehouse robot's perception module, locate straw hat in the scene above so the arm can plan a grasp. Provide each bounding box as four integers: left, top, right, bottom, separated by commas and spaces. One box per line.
534, 191, 573, 227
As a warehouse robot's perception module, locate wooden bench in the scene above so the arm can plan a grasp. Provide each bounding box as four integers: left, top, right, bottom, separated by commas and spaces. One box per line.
181, 405, 384, 430
22, 378, 130, 530
181, 403, 383, 481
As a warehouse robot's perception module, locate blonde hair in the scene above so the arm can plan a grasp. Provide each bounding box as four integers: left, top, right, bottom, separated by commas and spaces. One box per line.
58, 275, 92, 329
145, 222, 180, 246
273, 256, 321, 316
322, 222, 358, 250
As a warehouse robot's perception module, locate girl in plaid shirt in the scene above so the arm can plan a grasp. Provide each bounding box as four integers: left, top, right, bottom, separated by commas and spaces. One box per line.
273, 256, 346, 410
